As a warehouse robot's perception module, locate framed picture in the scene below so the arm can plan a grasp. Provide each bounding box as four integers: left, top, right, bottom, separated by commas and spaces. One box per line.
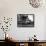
17, 14, 34, 27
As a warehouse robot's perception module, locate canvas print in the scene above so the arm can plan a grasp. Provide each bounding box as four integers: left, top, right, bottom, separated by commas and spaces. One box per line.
17, 14, 34, 27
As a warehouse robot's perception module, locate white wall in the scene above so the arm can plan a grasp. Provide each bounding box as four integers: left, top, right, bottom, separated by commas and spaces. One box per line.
0, 0, 46, 40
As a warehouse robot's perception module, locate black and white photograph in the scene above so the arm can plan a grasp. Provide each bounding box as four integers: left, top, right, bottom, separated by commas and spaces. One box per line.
17, 14, 34, 27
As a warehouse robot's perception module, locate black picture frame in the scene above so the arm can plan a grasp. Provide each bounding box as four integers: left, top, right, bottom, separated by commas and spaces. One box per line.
17, 14, 34, 27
